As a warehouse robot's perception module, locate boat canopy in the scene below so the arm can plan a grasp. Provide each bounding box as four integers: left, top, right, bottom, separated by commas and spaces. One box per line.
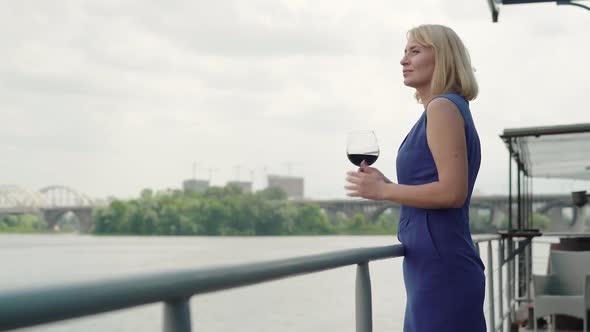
500, 123, 590, 180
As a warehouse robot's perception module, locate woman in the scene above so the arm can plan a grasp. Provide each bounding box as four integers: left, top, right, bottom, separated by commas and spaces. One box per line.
345, 24, 486, 331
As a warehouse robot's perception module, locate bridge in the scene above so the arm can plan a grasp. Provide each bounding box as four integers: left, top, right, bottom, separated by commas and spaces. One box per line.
0, 185, 96, 232
301, 194, 587, 232
2, 184, 585, 233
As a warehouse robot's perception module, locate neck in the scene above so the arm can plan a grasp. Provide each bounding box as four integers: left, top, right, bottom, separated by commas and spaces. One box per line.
417, 87, 433, 108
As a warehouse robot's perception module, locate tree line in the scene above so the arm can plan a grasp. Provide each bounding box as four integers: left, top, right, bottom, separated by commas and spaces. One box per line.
1, 184, 552, 235
92, 185, 398, 236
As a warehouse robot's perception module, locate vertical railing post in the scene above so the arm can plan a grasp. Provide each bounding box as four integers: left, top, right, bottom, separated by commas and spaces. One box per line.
498, 239, 504, 332
526, 240, 534, 330
487, 241, 496, 332
356, 262, 372, 332
508, 140, 513, 231
507, 238, 514, 328
525, 238, 533, 304
163, 298, 192, 332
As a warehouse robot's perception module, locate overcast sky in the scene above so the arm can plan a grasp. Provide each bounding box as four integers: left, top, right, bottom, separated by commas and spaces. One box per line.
1, 0, 589, 200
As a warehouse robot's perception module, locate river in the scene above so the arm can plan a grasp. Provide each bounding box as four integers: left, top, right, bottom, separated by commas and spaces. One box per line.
0, 234, 554, 331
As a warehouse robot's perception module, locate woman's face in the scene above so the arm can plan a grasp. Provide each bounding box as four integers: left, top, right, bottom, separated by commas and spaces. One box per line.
400, 39, 435, 89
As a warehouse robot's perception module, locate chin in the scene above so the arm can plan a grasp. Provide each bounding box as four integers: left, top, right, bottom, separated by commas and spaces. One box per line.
403, 79, 416, 88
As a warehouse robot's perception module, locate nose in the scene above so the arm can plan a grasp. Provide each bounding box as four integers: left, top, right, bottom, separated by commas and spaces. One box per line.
400, 54, 409, 66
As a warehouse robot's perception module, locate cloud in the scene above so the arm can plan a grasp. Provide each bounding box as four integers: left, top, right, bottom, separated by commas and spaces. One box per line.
1, 0, 588, 199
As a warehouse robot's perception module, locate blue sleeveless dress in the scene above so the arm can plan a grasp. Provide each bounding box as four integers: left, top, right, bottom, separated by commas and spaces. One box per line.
396, 92, 486, 332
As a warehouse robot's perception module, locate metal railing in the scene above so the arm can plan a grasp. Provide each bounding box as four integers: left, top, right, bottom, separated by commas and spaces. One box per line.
474, 234, 503, 332
0, 245, 403, 332
0, 235, 527, 332
474, 233, 538, 332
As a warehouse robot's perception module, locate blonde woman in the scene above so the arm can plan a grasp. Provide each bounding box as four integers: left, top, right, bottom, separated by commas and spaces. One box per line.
345, 24, 486, 331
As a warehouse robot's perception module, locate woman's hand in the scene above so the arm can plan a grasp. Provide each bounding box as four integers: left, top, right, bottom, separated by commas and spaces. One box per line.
345, 160, 390, 200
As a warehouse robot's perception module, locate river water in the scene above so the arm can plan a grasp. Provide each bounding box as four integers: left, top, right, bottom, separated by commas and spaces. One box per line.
0, 234, 554, 332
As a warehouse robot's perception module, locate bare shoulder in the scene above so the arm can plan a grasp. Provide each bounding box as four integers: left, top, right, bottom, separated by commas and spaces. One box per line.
425, 97, 463, 125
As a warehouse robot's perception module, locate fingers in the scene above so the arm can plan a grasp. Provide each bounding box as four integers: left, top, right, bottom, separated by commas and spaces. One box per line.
346, 172, 361, 183
346, 176, 358, 182
359, 160, 368, 173
344, 184, 359, 197
346, 172, 364, 189
345, 170, 366, 197
344, 184, 357, 190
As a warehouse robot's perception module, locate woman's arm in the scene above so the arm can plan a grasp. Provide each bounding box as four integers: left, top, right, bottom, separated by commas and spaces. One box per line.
384, 98, 468, 208
346, 97, 468, 209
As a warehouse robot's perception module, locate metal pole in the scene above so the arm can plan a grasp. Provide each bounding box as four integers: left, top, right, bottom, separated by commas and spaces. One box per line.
526, 241, 534, 330
529, 176, 533, 229
524, 175, 528, 229
517, 165, 521, 230
508, 238, 515, 327
356, 262, 373, 332
523, 239, 533, 303
508, 143, 513, 231
498, 239, 504, 332
163, 299, 192, 332
487, 241, 496, 332
525, 177, 533, 325
517, 167, 527, 301
526, 176, 533, 229
529, 177, 534, 229
528, 179, 535, 324
524, 173, 527, 227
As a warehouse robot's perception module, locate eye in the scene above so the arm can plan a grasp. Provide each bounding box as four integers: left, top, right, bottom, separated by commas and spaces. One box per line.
412, 50, 420, 54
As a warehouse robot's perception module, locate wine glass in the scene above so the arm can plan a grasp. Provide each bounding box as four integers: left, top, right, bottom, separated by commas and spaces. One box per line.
346, 130, 379, 167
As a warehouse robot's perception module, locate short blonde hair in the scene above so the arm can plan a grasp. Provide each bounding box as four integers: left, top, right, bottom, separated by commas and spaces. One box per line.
407, 24, 478, 102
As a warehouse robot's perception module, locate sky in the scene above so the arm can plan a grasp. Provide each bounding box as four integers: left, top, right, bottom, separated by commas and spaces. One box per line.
1, 0, 589, 200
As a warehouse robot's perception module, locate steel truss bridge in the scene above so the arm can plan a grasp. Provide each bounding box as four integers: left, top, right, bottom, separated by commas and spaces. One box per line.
0, 185, 96, 232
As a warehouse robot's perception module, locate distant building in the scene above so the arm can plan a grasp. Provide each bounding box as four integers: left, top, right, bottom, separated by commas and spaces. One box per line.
227, 181, 253, 193
182, 179, 209, 193
267, 175, 304, 200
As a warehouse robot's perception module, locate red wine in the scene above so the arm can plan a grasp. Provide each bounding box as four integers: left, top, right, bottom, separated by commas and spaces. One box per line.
347, 154, 378, 166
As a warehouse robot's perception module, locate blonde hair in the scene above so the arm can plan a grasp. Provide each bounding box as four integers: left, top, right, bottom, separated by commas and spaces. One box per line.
407, 24, 478, 102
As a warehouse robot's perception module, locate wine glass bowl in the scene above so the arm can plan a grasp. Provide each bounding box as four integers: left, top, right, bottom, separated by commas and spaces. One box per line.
346, 130, 379, 167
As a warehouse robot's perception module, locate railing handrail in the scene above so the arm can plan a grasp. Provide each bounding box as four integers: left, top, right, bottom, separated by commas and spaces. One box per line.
472, 234, 501, 243
0, 244, 404, 331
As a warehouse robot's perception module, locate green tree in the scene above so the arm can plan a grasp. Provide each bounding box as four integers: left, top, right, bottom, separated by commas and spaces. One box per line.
0, 214, 46, 233
292, 204, 333, 235
254, 200, 292, 235
374, 209, 399, 234
93, 185, 404, 236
